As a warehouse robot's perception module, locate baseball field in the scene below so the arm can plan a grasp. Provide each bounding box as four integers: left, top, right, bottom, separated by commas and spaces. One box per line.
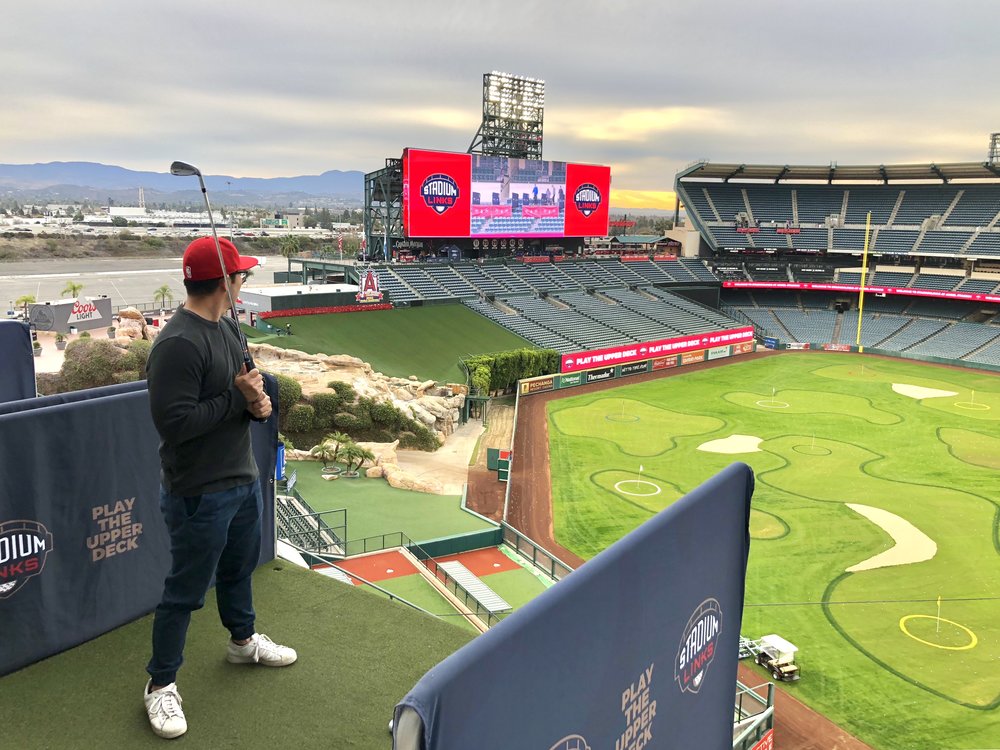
545, 353, 999, 750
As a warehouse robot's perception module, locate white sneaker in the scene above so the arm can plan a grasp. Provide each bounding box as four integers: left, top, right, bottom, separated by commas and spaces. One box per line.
144, 679, 187, 739
226, 633, 297, 667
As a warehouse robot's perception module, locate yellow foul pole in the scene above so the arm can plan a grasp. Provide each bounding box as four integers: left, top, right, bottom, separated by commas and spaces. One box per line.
855, 211, 872, 353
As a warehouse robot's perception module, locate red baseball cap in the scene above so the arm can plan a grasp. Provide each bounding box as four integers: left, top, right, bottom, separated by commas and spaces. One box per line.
182, 236, 259, 281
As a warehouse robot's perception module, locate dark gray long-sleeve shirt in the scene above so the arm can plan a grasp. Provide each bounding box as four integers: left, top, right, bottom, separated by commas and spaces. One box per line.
146, 307, 258, 495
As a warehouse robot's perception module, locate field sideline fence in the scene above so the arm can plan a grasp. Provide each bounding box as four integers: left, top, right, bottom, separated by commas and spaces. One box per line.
501, 522, 574, 582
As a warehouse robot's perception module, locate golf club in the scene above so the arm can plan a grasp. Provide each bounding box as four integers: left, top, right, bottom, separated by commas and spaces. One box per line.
169, 160, 255, 371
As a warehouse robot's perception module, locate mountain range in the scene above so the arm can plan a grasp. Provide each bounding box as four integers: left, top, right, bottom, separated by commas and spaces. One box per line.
0, 161, 365, 205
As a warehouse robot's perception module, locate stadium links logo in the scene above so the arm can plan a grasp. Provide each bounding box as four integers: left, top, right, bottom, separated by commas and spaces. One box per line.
574, 183, 602, 217
675, 598, 723, 694
355, 266, 384, 303
0, 519, 53, 600
420, 173, 460, 214
547, 734, 591, 750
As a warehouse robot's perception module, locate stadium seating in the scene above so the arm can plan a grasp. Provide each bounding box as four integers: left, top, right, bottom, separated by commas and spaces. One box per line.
871, 230, 919, 255
789, 228, 830, 251
907, 322, 1000, 359
794, 187, 846, 224
892, 187, 956, 225
916, 231, 973, 255
877, 319, 949, 351
942, 187, 1000, 226
839, 311, 910, 347
955, 277, 1000, 294
910, 274, 961, 291
771, 309, 838, 342
844, 188, 900, 225
965, 233, 1000, 256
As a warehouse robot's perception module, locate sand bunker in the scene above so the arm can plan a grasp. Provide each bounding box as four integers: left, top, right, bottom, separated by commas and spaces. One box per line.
892, 383, 957, 400
845, 503, 937, 572
697, 435, 763, 454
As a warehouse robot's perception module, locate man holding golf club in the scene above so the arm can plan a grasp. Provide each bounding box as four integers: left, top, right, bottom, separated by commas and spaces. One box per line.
142, 219, 296, 733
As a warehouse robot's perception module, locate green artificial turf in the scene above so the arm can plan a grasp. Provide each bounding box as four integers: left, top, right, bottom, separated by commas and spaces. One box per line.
264, 304, 534, 383
288, 460, 494, 543
1, 561, 471, 749
372, 574, 479, 634
479, 568, 549, 612
546, 352, 1000, 750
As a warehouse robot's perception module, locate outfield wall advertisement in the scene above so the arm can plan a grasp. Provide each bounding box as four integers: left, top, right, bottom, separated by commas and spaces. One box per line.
402, 148, 611, 239
560, 327, 754, 373
521, 341, 757, 395
722, 280, 1000, 304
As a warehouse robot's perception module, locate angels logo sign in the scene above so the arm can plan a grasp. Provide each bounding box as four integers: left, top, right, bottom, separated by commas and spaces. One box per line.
420, 173, 460, 214
573, 183, 602, 217
675, 598, 723, 694
355, 267, 384, 303
0, 519, 53, 600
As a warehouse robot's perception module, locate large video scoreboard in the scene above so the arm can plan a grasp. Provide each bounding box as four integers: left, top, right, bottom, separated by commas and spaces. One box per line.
402, 148, 611, 239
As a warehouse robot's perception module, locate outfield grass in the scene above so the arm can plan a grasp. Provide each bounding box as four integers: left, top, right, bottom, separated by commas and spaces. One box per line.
546, 353, 1000, 750
288, 460, 494, 543
263, 304, 534, 383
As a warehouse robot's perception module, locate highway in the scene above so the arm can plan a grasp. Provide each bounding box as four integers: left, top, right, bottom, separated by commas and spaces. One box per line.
1, 255, 283, 313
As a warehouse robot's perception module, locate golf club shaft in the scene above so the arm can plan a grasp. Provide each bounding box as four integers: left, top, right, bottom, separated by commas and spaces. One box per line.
195, 173, 255, 371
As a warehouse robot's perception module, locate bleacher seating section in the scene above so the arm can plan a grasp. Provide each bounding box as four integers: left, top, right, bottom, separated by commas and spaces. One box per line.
677, 180, 1000, 259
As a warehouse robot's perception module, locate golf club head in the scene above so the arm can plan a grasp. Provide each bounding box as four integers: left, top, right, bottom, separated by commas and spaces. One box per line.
170, 161, 200, 177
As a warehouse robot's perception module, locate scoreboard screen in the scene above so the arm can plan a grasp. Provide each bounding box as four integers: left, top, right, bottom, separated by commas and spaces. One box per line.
402, 148, 611, 239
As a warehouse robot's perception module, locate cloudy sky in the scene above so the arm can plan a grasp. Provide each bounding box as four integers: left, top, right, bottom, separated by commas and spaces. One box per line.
3, 1, 997, 208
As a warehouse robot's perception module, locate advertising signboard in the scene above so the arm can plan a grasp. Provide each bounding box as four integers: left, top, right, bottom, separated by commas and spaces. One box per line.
560, 327, 753, 373
402, 148, 611, 238
722, 280, 1000, 305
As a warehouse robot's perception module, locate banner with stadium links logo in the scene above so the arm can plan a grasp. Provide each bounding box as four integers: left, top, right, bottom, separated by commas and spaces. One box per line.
0, 379, 278, 677
394, 463, 753, 750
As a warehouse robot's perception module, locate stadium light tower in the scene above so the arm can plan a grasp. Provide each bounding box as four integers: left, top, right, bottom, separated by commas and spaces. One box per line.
989, 132, 1000, 165
468, 71, 545, 159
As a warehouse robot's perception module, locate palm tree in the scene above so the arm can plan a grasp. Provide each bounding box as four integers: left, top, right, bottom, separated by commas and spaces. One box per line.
279, 234, 301, 274
341, 444, 375, 478
310, 432, 351, 474
62, 281, 83, 299
309, 438, 340, 472
15, 294, 35, 318
154, 285, 174, 310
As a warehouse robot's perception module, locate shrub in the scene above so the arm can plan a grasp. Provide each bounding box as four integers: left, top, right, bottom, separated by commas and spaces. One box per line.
121, 339, 151, 373
285, 403, 315, 433
333, 411, 362, 430
352, 398, 374, 429
370, 401, 399, 426
311, 392, 343, 429
398, 424, 438, 451
59, 339, 126, 392
278, 432, 294, 450
327, 380, 356, 403
268, 372, 302, 429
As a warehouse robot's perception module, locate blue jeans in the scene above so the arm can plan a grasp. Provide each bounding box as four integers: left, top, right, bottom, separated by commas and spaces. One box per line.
147, 480, 262, 686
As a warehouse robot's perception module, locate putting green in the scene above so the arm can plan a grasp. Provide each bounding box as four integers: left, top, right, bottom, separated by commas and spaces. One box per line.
545, 353, 1000, 750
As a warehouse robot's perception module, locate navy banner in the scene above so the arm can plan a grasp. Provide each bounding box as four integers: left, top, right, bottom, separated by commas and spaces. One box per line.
0, 378, 277, 677
0, 320, 35, 404
395, 463, 753, 750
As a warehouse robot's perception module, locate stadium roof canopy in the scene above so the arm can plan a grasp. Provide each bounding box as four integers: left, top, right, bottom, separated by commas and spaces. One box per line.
676, 161, 1000, 184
